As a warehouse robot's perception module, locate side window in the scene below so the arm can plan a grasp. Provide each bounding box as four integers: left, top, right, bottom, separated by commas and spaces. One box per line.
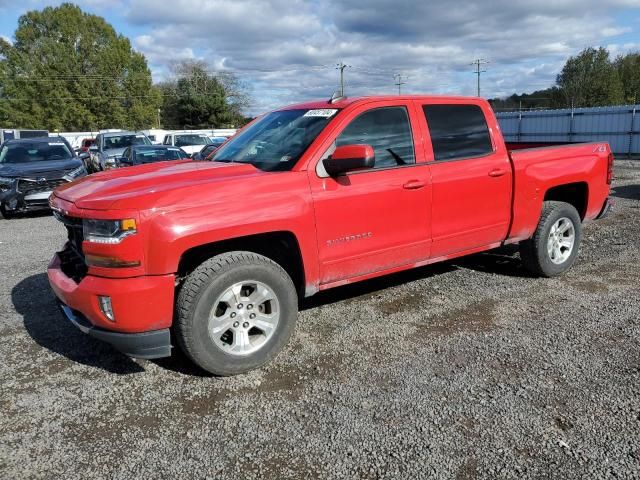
336, 106, 415, 169
422, 104, 493, 161
163, 136, 170, 145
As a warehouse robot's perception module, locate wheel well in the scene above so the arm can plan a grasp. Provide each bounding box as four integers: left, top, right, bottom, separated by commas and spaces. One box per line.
544, 183, 588, 219
177, 231, 305, 296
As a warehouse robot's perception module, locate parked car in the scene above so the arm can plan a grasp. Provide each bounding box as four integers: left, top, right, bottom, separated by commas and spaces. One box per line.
88, 131, 152, 172
192, 137, 227, 160
78, 138, 95, 153
48, 95, 613, 375
0, 137, 87, 218
162, 132, 212, 157
118, 145, 190, 167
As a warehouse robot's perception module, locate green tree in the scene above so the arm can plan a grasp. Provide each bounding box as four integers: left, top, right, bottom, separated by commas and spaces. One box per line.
615, 52, 640, 103
0, 3, 160, 131
489, 87, 565, 111
556, 47, 624, 107
159, 60, 249, 129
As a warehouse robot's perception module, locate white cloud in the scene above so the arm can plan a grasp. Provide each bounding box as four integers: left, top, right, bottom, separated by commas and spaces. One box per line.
121, 0, 640, 113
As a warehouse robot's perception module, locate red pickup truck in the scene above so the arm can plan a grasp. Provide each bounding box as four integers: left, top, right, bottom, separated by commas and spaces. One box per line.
47, 95, 614, 375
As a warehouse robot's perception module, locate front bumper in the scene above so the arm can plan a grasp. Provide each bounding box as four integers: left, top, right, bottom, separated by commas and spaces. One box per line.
47, 253, 175, 357
1, 189, 53, 212
59, 303, 171, 359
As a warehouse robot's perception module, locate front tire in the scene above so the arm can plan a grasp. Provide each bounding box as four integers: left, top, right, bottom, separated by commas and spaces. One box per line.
175, 251, 298, 376
0, 203, 17, 219
520, 201, 582, 277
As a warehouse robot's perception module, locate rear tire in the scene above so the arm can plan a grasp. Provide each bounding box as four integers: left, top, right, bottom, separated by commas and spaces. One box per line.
175, 251, 298, 376
520, 201, 582, 277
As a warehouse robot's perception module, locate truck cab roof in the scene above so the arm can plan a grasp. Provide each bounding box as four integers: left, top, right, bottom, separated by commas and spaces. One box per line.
279, 95, 484, 111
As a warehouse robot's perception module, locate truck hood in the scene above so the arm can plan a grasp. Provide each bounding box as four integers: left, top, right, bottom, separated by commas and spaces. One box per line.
0, 158, 83, 179
54, 160, 263, 210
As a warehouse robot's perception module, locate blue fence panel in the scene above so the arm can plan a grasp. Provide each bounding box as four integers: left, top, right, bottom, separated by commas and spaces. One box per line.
496, 105, 640, 156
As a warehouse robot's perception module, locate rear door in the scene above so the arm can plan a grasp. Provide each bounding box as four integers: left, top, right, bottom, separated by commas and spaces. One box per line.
308, 101, 432, 285
416, 101, 512, 258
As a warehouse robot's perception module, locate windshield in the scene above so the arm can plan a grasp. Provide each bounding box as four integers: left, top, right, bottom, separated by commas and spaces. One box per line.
175, 135, 211, 147
134, 147, 188, 162
211, 108, 339, 171
0, 141, 73, 164
104, 134, 150, 150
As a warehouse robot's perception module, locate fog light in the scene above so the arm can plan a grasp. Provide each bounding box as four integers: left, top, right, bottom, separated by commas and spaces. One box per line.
98, 296, 115, 322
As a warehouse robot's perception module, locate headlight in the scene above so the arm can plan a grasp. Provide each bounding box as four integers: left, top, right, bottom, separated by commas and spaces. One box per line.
83, 218, 137, 244
104, 157, 117, 169
0, 176, 14, 192
63, 165, 87, 181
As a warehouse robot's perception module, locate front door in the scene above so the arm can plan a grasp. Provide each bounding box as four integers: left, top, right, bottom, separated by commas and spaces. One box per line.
308, 101, 432, 285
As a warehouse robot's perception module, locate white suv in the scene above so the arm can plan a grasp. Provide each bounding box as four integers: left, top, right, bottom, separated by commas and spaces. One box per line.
162, 133, 212, 157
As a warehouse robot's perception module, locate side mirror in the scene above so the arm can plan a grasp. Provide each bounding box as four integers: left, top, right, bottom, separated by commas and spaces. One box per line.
323, 144, 375, 176
78, 152, 90, 161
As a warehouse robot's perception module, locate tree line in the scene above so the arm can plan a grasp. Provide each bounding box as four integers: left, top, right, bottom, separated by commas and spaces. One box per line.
0, 3, 250, 132
490, 47, 640, 111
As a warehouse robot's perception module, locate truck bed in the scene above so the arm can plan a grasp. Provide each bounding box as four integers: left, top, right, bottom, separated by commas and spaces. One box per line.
505, 141, 579, 151
506, 142, 612, 243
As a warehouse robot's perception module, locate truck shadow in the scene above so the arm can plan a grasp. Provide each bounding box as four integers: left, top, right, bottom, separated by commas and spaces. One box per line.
13, 249, 529, 377
611, 184, 640, 200
2, 210, 53, 220
301, 246, 529, 311
450, 245, 532, 278
12, 273, 144, 375
301, 263, 456, 310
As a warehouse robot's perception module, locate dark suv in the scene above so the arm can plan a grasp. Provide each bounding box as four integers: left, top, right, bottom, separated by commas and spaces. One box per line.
0, 137, 87, 218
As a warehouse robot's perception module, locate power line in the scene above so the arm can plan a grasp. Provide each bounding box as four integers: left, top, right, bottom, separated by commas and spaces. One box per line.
470, 59, 489, 97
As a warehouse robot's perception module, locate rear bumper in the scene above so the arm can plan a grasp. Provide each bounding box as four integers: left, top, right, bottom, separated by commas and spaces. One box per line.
596, 197, 615, 220
58, 303, 171, 359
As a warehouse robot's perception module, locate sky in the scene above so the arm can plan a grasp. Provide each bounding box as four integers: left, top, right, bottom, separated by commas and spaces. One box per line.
1, 0, 640, 115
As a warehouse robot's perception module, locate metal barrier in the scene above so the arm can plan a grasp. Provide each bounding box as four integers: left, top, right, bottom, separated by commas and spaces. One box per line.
496, 105, 640, 157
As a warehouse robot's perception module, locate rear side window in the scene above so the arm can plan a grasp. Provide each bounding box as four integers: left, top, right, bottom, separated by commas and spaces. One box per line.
422, 104, 493, 161
336, 106, 415, 169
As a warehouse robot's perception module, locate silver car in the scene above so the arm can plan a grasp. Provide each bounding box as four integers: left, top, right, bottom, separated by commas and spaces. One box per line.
89, 131, 152, 172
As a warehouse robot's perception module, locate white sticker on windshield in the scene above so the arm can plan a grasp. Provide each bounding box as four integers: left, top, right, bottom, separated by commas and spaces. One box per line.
303, 109, 338, 118
48, 142, 65, 146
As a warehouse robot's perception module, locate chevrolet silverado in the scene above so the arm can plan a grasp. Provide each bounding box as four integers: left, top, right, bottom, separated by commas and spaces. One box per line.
47, 95, 614, 375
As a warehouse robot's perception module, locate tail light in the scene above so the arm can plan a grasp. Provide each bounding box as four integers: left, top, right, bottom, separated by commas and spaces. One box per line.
606, 152, 614, 185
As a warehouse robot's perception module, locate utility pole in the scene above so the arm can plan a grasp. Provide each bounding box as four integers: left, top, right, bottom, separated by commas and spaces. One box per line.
336, 62, 351, 97
470, 59, 489, 97
394, 73, 407, 95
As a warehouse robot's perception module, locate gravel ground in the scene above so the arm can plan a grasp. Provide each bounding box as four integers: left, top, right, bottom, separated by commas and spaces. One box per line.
1, 161, 639, 479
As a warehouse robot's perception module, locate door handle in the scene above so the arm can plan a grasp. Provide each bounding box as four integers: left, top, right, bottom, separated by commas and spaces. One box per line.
488, 169, 507, 177
403, 180, 426, 190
